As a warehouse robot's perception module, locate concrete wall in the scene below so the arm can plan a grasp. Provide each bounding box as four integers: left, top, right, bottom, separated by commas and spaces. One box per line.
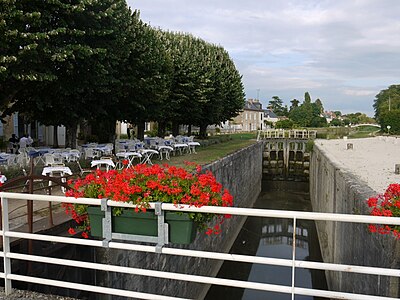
310, 144, 400, 297
95, 142, 264, 299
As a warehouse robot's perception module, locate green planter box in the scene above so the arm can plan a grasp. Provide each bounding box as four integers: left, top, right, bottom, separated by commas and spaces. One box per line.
87, 206, 197, 244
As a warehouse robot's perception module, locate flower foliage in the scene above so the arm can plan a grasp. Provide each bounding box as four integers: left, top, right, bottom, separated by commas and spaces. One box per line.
63, 162, 233, 238
368, 183, 400, 239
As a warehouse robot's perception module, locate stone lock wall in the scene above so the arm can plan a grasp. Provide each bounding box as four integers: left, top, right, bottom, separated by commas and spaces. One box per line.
310, 144, 399, 297
95, 142, 264, 299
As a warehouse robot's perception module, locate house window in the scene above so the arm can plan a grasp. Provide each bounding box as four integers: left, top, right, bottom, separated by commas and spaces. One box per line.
260, 113, 263, 120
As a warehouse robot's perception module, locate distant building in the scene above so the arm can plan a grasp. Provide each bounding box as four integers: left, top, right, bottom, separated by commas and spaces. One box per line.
229, 99, 264, 132
264, 109, 279, 124
322, 111, 339, 123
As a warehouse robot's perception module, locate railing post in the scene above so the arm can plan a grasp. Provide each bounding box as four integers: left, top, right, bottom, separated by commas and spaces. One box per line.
155, 202, 168, 253
1, 196, 13, 295
101, 198, 111, 247
291, 217, 297, 300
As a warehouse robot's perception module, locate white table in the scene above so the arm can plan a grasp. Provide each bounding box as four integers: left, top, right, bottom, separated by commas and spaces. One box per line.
173, 143, 189, 155
91, 159, 115, 171
157, 146, 174, 160
42, 166, 72, 193
116, 152, 142, 168
138, 149, 159, 165
42, 166, 73, 177
187, 141, 201, 154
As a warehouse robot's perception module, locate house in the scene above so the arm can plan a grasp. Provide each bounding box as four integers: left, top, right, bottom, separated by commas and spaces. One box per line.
0, 113, 66, 148
322, 111, 338, 123
264, 109, 279, 125
230, 99, 264, 132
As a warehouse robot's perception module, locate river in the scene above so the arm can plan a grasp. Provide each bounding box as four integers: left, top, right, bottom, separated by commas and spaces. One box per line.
205, 180, 327, 300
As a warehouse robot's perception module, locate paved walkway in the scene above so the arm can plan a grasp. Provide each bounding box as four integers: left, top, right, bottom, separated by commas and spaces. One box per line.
1, 186, 71, 248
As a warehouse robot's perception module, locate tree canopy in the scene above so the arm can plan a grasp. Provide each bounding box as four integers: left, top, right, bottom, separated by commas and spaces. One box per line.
0, 1, 245, 143
373, 84, 400, 134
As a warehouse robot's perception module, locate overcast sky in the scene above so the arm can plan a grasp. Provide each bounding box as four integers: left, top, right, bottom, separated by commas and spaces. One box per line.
126, 0, 400, 116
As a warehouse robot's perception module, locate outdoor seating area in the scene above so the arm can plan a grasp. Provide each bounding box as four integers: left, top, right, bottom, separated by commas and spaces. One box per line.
0, 135, 201, 192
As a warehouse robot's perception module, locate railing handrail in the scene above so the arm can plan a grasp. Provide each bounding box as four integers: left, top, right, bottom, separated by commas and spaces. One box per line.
2, 192, 399, 226
1, 192, 399, 299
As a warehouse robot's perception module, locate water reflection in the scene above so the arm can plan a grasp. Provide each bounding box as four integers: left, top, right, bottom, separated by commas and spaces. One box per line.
205, 181, 327, 300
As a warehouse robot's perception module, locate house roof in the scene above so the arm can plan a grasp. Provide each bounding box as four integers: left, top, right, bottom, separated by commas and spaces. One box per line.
244, 99, 263, 111
264, 109, 278, 118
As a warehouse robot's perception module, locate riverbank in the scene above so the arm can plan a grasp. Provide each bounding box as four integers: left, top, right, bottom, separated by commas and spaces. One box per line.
314, 136, 400, 193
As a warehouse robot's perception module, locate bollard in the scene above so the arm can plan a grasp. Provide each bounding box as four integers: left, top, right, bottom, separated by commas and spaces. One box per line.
347, 143, 353, 150
395, 164, 400, 175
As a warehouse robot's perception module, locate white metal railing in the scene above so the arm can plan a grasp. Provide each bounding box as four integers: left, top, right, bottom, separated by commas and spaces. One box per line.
257, 129, 317, 140
1, 192, 400, 300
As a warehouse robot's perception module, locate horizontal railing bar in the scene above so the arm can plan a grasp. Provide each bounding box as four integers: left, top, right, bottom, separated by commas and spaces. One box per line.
8, 253, 397, 300
295, 260, 400, 277
5, 231, 400, 277
160, 203, 400, 225
7, 274, 188, 300
294, 286, 398, 300
0, 272, 4, 279
9, 252, 292, 293
111, 241, 400, 277
5, 231, 103, 247
2, 192, 400, 225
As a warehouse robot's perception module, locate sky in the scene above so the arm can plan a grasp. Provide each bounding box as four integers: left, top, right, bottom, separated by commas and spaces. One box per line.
126, 0, 400, 117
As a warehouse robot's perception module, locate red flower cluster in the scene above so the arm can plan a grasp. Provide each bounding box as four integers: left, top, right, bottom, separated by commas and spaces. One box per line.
63, 163, 233, 238
368, 183, 400, 239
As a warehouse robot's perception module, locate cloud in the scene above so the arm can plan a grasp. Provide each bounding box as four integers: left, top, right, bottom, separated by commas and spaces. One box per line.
127, 0, 400, 116
343, 89, 376, 97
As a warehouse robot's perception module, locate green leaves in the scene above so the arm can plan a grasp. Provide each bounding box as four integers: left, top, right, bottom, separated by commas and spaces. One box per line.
373, 85, 400, 132
1, 1, 245, 140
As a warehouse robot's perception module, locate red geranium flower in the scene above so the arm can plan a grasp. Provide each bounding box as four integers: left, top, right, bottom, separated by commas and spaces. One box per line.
368, 183, 400, 239
64, 163, 234, 237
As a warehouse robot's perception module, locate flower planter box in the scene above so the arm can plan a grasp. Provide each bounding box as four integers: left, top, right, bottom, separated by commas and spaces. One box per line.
87, 206, 197, 244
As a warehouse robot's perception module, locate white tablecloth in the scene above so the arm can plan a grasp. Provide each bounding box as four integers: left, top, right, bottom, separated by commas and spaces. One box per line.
42, 166, 73, 176
91, 159, 115, 170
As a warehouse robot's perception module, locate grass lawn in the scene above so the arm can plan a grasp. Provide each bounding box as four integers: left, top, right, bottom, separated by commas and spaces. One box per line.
348, 125, 381, 138
158, 133, 257, 168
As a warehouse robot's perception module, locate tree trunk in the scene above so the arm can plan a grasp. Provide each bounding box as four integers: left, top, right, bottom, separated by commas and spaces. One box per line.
199, 124, 208, 138
172, 121, 180, 137
187, 124, 192, 136
53, 125, 59, 148
137, 121, 145, 141
66, 123, 78, 149
157, 121, 166, 138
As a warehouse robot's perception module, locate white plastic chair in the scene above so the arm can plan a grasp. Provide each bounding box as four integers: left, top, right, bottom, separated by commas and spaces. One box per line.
68, 149, 81, 162
15, 153, 30, 167
43, 153, 56, 166
103, 143, 114, 156
22, 168, 45, 192
77, 160, 92, 177
84, 148, 100, 160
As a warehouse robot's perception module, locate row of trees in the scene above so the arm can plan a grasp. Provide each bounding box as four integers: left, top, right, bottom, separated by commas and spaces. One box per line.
267, 92, 375, 129
0, 0, 245, 145
373, 85, 400, 134
267, 92, 328, 128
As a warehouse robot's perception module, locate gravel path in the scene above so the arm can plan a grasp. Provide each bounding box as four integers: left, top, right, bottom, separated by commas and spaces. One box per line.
0, 288, 77, 299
